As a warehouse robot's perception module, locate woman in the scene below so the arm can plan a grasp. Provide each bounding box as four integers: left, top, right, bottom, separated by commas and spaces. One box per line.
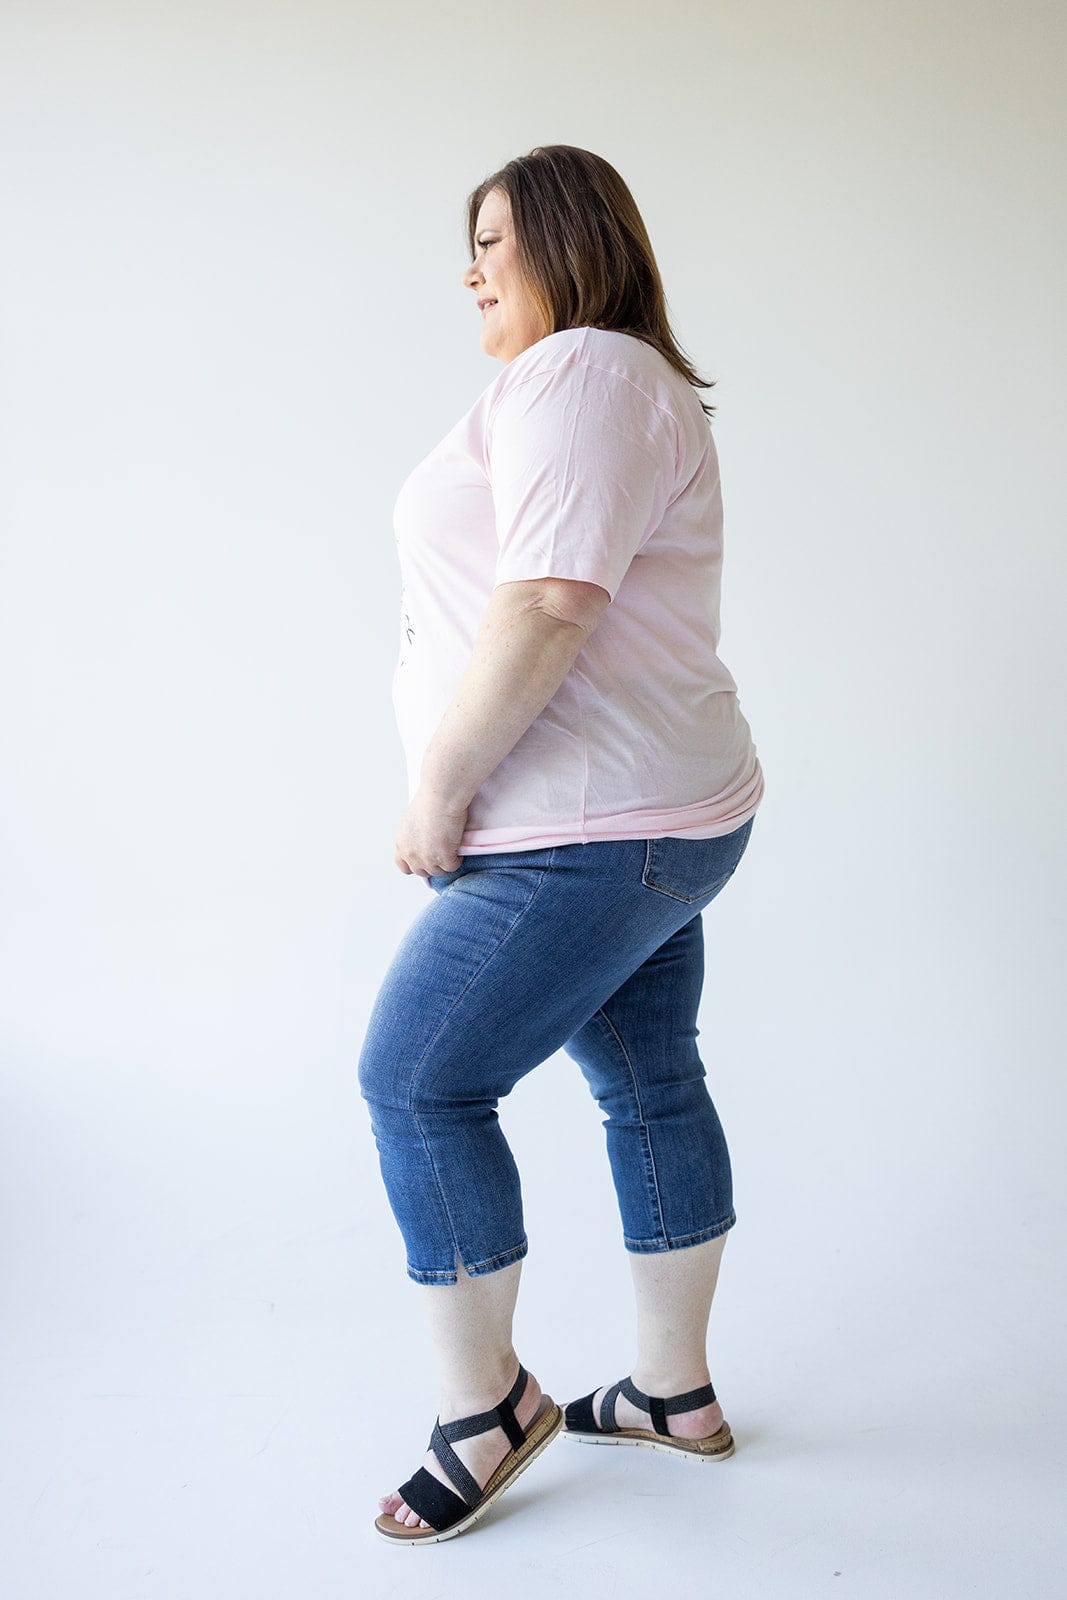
360, 144, 765, 1545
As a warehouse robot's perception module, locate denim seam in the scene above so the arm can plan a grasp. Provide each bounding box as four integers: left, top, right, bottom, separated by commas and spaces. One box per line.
624, 1213, 736, 1251
407, 1234, 529, 1284
465, 1236, 530, 1271
591, 1005, 668, 1244
404, 864, 553, 1273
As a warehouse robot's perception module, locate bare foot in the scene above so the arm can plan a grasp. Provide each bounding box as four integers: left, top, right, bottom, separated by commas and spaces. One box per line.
378, 1364, 545, 1531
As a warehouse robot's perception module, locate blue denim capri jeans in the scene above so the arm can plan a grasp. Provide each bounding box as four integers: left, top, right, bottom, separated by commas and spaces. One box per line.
357, 817, 755, 1285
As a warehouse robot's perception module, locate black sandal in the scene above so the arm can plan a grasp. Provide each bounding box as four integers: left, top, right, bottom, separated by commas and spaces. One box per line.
563, 1374, 734, 1462
375, 1361, 563, 1544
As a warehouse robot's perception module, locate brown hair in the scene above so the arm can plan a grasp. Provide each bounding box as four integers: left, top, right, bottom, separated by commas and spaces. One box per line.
465, 144, 717, 418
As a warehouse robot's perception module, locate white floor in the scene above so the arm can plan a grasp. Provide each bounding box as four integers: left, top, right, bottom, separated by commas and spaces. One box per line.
4, 1053, 1065, 1600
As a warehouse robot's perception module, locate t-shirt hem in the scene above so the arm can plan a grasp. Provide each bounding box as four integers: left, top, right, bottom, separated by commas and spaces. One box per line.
456, 771, 764, 855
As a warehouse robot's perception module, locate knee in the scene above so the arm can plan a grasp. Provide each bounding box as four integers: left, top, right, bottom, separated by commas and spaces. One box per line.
358, 1006, 483, 1122
357, 1030, 442, 1121
357, 1023, 404, 1113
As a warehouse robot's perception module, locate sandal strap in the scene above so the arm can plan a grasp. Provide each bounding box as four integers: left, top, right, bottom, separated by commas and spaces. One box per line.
417, 1361, 531, 1513
619, 1374, 718, 1438
600, 1379, 624, 1431
436, 1361, 529, 1452
428, 1420, 482, 1506
395, 1464, 471, 1531
563, 1390, 600, 1432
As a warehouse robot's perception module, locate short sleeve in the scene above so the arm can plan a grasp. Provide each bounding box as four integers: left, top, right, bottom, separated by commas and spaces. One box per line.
485, 357, 680, 603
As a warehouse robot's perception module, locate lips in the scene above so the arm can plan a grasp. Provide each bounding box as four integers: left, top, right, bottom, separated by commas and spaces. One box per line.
479, 299, 498, 312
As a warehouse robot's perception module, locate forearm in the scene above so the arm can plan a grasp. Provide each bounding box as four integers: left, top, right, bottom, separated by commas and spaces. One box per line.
417, 600, 591, 810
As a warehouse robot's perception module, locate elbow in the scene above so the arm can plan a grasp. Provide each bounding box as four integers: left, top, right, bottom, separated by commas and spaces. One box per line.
532, 579, 612, 635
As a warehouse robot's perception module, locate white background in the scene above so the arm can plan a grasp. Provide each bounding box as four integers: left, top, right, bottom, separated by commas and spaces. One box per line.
2, 2, 1064, 1596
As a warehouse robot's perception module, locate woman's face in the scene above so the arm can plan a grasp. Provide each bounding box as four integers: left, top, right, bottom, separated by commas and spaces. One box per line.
462, 187, 547, 363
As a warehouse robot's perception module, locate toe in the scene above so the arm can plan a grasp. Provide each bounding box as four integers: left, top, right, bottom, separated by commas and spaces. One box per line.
396, 1501, 432, 1530
380, 1489, 433, 1531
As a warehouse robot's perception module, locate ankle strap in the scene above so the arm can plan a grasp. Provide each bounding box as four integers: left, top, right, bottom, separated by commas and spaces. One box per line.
619, 1374, 717, 1437
435, 1361, 529, 1449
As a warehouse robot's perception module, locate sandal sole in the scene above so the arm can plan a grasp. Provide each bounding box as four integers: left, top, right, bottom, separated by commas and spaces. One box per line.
375, 1395, 564, 1545
563, 1422, 735, 1462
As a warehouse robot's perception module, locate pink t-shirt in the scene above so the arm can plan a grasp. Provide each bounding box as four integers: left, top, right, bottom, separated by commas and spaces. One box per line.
391, 325, 765, 855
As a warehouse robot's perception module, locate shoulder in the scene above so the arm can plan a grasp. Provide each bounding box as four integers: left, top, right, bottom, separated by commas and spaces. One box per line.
489, 327, 687, 424
503, 325, 667, 385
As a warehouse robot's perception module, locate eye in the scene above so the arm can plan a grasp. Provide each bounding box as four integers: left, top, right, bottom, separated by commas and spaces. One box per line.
476, 238, 496, 250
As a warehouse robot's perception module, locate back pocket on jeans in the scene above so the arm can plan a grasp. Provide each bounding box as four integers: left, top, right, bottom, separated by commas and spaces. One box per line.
641, 820, 753, 904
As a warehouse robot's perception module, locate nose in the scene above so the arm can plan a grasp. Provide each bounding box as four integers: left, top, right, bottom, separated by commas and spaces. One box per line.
462, 259, 483, 290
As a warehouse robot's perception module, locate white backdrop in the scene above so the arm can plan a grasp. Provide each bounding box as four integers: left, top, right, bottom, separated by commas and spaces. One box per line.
2, 3, 1064, 1596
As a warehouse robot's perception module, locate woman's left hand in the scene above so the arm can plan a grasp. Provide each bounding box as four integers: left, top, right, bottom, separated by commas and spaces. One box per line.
394, 787, 469, 879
